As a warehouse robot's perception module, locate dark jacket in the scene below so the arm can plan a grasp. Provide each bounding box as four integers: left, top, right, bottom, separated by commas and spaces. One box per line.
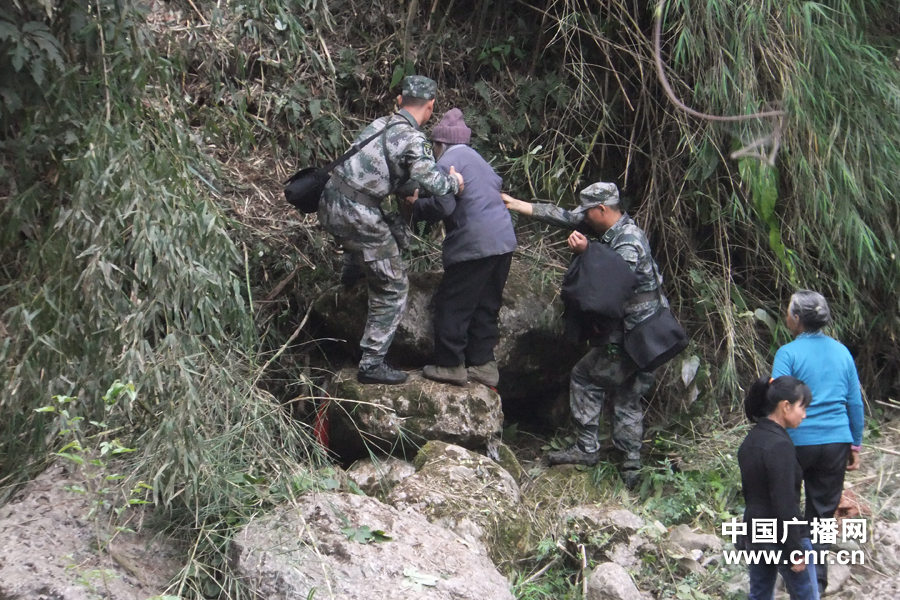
412, 144, 517, 267
737, 418, 810, 556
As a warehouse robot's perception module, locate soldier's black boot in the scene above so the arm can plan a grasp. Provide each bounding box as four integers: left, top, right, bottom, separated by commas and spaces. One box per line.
546, 444, 600, 466
622, 468, 641, 490
357, 363, 409, 385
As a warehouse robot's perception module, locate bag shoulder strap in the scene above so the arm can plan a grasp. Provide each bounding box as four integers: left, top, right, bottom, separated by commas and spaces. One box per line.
322, 114, 406, 174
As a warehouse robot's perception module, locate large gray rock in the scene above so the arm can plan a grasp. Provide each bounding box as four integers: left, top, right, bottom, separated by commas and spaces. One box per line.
559, 506, 647, 568
347, 456, 417, 498
328, 368, 503, 459
231, 492, 516, 600
667, 524, 723, 553
561, 506, 645, 534
0, 463, 182, 600
587, 562, 643, 600
824, 562, 852, 595
312, 261, 583, 399
387, 441, 521, 555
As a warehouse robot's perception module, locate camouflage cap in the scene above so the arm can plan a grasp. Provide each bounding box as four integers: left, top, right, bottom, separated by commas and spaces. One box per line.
572, 182, 620, 214
402, 75, 437, 100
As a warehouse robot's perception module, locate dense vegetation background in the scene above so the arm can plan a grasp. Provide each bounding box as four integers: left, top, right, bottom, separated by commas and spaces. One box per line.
1, 0, 899, 596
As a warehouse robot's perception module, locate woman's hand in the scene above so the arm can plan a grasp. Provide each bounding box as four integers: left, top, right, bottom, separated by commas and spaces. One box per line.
568, 231, 589, 254
790, 562, 807, 573
501, 193, 533, 215
847, 448, 861, 471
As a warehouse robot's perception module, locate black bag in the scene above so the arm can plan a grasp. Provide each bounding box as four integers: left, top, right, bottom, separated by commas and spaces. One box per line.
284, 167, 330, 214
623, 258, 688, 371
283, 120, 403, 214
623, 306, 689, 371
561, 242, 637, 320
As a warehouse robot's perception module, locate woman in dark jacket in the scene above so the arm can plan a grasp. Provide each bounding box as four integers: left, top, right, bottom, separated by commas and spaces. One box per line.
739, 376, 819, 600
406, 108, 517, 387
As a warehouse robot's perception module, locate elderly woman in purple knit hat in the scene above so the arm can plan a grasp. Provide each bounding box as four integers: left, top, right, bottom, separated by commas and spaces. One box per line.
404, 108, 517, 387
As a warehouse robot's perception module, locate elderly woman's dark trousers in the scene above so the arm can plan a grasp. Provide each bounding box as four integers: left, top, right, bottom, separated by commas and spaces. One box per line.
796, 442, 850, 594
432, 252, 512, 367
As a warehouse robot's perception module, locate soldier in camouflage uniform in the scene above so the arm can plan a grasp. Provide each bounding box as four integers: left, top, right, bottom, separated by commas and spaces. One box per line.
502, 183, 666, 488
319, 75, 464, 385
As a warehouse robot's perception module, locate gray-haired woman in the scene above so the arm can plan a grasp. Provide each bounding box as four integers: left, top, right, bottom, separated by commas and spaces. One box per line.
771, 290, 864, 596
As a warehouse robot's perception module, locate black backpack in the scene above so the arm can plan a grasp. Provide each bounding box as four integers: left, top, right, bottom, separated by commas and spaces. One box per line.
284, 120, 403, 214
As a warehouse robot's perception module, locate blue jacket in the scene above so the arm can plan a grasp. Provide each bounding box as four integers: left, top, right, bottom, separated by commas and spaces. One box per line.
772, 332, 864, 447
412, 144, 516, 267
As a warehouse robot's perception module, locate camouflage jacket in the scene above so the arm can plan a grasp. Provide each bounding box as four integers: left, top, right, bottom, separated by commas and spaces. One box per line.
531, 204, 667, 332
333, 109, 460, 200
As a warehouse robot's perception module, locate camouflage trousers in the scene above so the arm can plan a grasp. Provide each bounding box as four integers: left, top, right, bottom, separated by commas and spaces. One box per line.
569, 344, 655, 469
340, 251, 408, 369
319, 187, 409, 370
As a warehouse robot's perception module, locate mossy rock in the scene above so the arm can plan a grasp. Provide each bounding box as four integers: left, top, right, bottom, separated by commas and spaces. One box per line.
388, 441, 521, 559
328, 370, 503, 462
493, 440, 525, 483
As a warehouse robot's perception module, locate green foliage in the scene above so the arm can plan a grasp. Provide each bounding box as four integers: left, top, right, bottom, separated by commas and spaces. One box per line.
341, 524, 392, 544
0, 12, 64, 112
641, 463, 742, 526
0, 13, 327, 600
511, 544, 583, 600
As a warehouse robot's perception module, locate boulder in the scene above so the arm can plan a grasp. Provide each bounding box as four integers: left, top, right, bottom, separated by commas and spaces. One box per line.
347, 456, 417, 498
488, 438, 525, 483
230, 491, 515, 600
558, 506, 646, 567
586, 562, 643, 600
561, 507, 645, 534
328, 368, 503, 460
605, 536, 647, 569
824, 562, 852, 595
0, 462, 182, 600
312, 261, 583, 399
387, 441, 521, 554
667, 524, 723, 553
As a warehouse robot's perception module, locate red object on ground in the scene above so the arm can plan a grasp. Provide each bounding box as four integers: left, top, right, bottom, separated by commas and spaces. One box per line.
314, 399, 330, 448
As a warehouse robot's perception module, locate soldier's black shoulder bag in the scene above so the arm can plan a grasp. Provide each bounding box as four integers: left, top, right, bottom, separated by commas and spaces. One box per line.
284, 119, 403, 214
623, 262, 688, 371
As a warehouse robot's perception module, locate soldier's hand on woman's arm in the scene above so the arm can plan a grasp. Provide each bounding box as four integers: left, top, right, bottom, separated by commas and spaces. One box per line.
449, 166, 464, 193
568, 231, 589, 254
500, 193, 534, 215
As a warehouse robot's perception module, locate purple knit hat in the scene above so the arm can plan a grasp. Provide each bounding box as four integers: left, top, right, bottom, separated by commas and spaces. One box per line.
432, 108, 472, 144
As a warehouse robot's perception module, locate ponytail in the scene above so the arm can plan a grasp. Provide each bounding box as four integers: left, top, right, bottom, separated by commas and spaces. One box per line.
744, 375, 813, 423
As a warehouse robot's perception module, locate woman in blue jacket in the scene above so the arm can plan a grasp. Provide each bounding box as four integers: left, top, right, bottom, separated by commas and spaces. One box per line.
771, 290, 864, 596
